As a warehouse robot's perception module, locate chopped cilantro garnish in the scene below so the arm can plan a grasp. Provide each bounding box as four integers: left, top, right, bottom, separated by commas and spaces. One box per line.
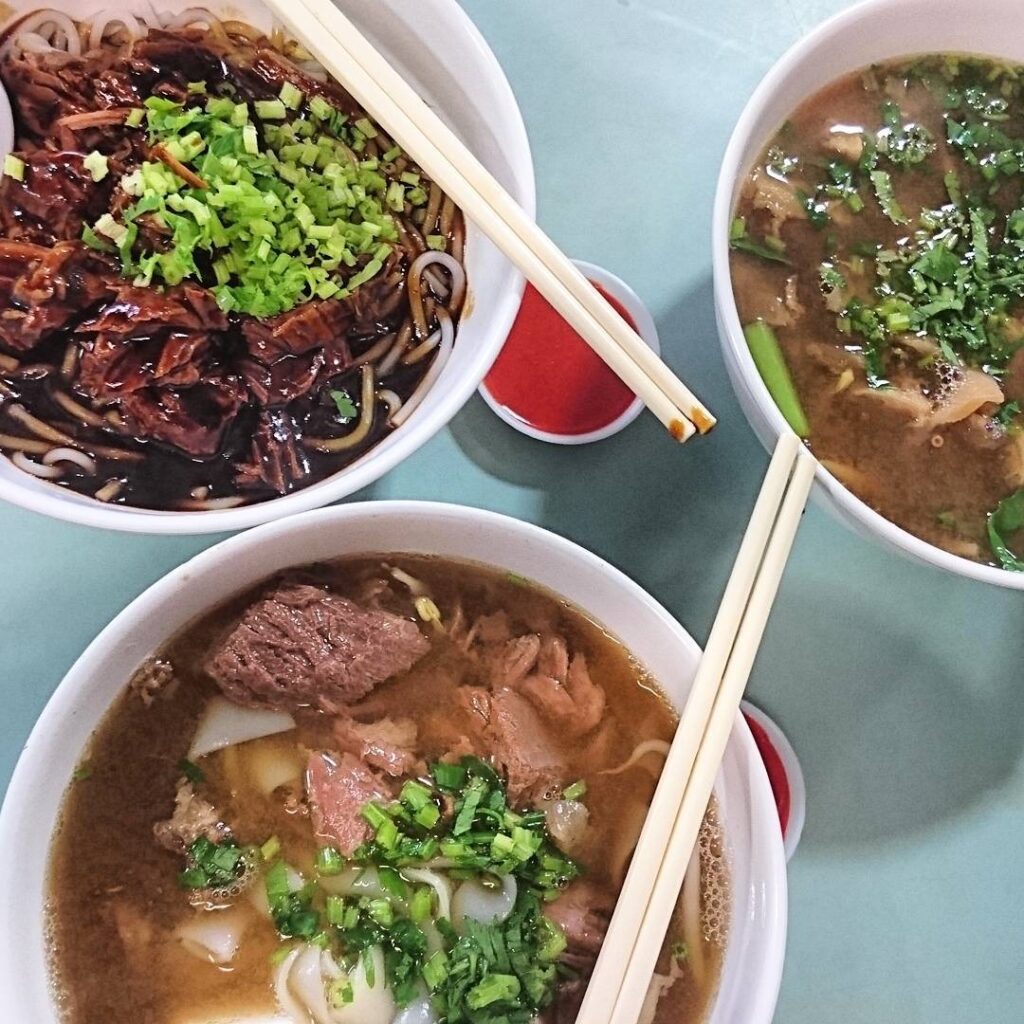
988, 488, 1024, 571
330, 389, 358, 420
178, 836, 247, 890
177, 757, 204, 784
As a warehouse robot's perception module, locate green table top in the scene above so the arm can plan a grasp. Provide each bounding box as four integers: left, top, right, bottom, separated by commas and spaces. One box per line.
2, 1, 1023, 1020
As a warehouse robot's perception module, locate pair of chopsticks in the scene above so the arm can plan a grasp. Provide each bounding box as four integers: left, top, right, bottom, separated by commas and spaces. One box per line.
259, 0, 716, 442
576, 432, 815, 1024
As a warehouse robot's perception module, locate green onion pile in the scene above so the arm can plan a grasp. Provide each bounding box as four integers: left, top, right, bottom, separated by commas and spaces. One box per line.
81, 79, 431, 317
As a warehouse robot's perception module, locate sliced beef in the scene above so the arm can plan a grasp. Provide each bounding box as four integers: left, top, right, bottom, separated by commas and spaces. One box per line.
0, 151, 114, 245
543, 880, 612, 972
206, 582, 430, 711
519, 644, 606, 739
492, 634, 542, 689
80, 283, 228, 335
152, 780, 228, 854
0, 241, 116, 353
234, 409, 310, 494
306, 751, 390, 855
333, 715, 421, 777
488, 688, 568, 806
118, 376, 246, 457
243, 47, 362, 113
126, 32, 230, 101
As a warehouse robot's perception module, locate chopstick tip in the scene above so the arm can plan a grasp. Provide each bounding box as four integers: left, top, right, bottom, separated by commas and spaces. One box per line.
691, 408, 716, 434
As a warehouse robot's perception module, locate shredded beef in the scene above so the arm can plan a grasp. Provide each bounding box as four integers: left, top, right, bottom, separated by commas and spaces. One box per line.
206, 582, 430, 711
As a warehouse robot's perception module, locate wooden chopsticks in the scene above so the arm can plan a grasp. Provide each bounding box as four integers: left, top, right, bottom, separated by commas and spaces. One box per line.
576, 433, 815, 1024
259, 0, 716, 441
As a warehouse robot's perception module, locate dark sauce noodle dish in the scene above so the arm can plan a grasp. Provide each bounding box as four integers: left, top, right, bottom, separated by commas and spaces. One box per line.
48, 557, 729, 1024
0, 10, 466, 510
730, 54, 1024, 569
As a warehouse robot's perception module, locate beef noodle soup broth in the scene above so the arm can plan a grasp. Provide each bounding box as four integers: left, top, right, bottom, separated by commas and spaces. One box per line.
47, 557, 729, 1024
730, 55, 1024, 570
0, 10, 466, 510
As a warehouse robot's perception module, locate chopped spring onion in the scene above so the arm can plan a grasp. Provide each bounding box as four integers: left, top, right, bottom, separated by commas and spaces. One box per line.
3, 154, 24, 182
279, 81, 304, 110
315, 845, 344, 876
125, 107, 145, 128
744, 320, 811, 438
255, 99, 287, 121
83, 151, 109, 182
426, 234, 447, 251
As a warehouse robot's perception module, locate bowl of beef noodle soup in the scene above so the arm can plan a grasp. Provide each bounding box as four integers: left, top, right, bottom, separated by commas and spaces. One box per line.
714, 0, 1024, 588
0, 502, 786, 1024
0, 0, 534, 532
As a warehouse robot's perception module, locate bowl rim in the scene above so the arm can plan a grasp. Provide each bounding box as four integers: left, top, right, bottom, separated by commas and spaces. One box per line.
0, 499, 787, 1024
0, 0, 537, 535
711, 0, 1024, 590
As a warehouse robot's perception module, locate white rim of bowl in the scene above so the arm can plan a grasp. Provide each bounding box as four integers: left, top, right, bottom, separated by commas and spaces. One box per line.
478, 259, 661, 445
711, 0, 1024, 590
0, 0, 536, 535
0, 499, 787, 1024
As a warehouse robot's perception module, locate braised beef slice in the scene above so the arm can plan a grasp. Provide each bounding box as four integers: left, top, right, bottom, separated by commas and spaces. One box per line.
543, 880, 612, 972
234, 409, 310, 494
239, 351, 324, 406
125, 32, 230, 102
118, 376, 245, 457
0, 151, 114, 246
306, 751, 390, 855
0, 241, 116, 353
242, 48, 362, 114
75, 283, 229, 403
242, 299, 354, 363
206, 582, 430, 711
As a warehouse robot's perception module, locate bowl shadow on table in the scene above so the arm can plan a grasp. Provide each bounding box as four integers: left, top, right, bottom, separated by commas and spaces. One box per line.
448, 277, 1024, 848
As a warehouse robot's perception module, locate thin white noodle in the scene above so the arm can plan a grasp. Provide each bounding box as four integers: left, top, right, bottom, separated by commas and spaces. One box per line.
377, 388, 402, 423
389, 324, 453, 429
409, 250, 466, 314
598, 739, 671, 777
352, 332, 395, 367
88, 12, 144, 50
272, 948, 305, 1024
423, 267, 450, 299
178, 495, 248, 511
11, 451, 62, 478
12, 31, 56, 54
9, 11, 81, 55
163, 7, 223, 30
401, 325, 442, 366
377, 322, 412, 377
43, 447, 97, 473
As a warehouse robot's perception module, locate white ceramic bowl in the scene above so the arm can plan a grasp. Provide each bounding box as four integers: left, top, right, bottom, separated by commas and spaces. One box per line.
713, 0, 1024, 590
0, 501, 786, 1024
478, 259, 661, 445
0, 0, 534, 534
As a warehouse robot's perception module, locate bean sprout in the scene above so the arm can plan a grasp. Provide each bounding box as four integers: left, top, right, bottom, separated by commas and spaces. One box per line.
11, 451, 62, 478
94, 478, 125, 502
43, 447, 97, 474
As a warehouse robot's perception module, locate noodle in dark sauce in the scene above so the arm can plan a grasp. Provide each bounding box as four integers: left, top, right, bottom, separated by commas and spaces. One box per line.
0, 9, 466, 510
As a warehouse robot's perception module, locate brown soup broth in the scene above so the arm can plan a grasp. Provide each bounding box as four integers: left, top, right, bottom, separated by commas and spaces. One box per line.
731, 55, 1024, 566
47, 557, 728, 1024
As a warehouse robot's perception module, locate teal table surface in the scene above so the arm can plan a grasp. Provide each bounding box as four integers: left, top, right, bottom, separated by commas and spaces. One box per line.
2, 1, 1023, 1020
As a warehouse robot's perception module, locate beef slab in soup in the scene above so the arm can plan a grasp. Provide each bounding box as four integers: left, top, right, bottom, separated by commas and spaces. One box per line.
731, 55, 1024, 569
48, 558, 729, 1024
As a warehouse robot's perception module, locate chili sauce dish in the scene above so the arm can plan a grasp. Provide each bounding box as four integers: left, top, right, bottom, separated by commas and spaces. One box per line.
714, 0, 1024, 589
